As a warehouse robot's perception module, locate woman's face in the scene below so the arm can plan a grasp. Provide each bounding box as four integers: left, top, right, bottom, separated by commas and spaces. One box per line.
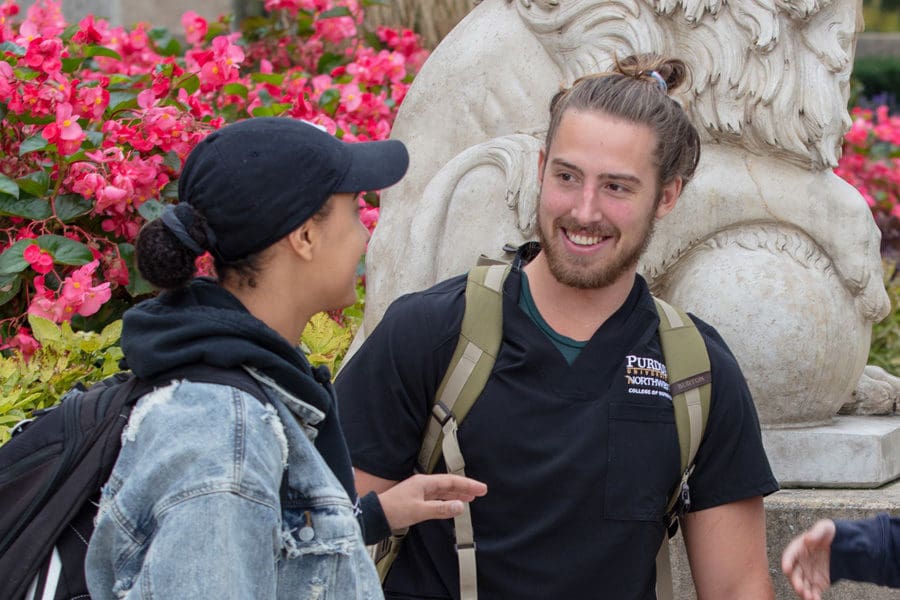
314, 192, 370, 311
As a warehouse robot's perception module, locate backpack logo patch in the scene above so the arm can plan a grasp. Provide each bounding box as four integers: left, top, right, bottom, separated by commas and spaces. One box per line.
625, 355, 671, 400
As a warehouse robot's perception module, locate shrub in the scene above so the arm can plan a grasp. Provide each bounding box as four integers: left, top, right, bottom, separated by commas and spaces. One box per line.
0, 0, 425, 355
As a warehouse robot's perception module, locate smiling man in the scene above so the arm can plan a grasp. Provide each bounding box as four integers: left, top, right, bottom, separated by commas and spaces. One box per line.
337, 56, 778, 600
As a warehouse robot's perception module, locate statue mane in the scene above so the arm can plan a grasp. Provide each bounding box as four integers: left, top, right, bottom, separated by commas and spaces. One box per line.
509, 0, 861, 169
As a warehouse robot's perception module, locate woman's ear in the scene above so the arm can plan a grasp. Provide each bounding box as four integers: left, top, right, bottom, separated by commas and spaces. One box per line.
286, 220, 317, 261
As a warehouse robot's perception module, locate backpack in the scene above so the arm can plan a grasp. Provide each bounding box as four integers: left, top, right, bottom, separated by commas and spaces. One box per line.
0, 364, 269, 600
371, 263, 712, 600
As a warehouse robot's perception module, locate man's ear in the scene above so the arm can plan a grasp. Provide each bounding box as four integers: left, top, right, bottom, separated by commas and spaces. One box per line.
286, 220, 317, 261
655, 176, 683, 219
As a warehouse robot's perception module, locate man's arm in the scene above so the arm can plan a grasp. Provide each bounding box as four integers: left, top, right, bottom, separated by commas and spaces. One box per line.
355, 468, 488, 532
681, 496, 774, 599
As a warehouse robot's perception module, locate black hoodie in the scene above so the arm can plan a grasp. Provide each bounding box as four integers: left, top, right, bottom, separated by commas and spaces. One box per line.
121, 277, 388, 542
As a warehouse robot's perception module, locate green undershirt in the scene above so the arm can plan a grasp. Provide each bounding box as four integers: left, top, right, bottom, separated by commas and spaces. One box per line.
518, 272, 587, 365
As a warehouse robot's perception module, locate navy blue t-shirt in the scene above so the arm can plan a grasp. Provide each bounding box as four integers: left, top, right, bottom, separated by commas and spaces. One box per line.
337, 268, 777, 600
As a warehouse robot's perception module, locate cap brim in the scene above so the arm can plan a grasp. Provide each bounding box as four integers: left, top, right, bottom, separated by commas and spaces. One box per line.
335, 139, 409, 193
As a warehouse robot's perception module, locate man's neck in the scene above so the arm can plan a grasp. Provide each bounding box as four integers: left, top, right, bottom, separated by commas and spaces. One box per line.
522, 252, 636, 341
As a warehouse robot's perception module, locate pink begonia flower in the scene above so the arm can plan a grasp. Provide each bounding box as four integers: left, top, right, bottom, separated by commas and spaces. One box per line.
358, 197, 378, 233
60, 260, 112, 317
28, 275, 67, 322
23, 0, 65, 38
1, 328, 40, 360
56, 103, 82, 141
181, 11, 207, 46
340, 83, 362, 111
23, 244, 54, 274
314, 15, 356, 45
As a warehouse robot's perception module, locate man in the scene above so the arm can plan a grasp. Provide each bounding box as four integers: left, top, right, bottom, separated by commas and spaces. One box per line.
338, 57, 779, 599
782, 514, 900, 599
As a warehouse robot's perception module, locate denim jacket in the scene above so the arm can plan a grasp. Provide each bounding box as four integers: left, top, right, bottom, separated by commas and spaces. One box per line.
85, 369, 383, 599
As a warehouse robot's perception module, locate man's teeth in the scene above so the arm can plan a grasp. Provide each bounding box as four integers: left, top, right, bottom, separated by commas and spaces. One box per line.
566, 231, 603, 246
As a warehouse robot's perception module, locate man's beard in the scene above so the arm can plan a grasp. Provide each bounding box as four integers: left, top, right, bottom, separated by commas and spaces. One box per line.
536, 210, 656, 290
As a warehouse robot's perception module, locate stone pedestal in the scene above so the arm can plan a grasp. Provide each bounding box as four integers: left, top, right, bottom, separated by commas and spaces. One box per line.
762, 416, 900, 488
670, 481, 900, 599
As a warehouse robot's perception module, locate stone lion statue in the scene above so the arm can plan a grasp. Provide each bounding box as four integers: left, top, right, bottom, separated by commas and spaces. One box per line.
354, 0, 895, 426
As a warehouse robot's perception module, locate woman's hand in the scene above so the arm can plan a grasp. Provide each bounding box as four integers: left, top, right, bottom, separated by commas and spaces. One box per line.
781, 519, 836, 600
378, 473, 487, 531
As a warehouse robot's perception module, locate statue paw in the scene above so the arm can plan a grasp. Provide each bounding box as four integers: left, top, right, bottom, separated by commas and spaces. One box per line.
840, 365, 900, 416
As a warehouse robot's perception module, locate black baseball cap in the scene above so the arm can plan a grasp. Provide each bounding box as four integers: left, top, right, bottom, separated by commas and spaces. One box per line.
177, 117, 409, 261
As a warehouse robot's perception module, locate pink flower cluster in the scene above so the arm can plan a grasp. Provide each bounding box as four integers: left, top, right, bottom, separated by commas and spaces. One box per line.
27, 260, 111, 323
0, 0, 428, 354
837, 105, 900, 220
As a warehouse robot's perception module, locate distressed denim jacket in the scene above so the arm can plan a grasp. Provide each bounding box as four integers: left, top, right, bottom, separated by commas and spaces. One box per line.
85, 370, 384, 600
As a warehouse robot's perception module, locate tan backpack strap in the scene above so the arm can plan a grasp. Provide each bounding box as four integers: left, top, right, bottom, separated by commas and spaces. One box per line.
655, 537, 674, 600
417, 264, 510, 474
653, 297, 713, 600
371, 264, 508, 595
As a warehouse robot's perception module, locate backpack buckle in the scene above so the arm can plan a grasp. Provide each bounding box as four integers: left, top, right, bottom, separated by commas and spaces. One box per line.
431, 400, 455, 427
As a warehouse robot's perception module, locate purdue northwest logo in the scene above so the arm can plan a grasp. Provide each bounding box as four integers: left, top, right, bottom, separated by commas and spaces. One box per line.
625, 355, 672, 400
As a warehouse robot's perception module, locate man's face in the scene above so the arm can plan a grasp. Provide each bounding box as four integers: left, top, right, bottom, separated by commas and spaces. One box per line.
536, 109, 680, 290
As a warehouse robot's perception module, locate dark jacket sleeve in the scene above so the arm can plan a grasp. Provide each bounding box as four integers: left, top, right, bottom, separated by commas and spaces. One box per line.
357, 491, 392, 545
831, 513, 900, 588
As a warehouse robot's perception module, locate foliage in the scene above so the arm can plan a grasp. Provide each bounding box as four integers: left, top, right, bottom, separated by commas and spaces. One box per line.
862, 0, 900, 32
836, 105, 900, 267
869, 261, 900, 373
853, 56, 900, 111
0, 314, 121, 444
0, 0, 425, 356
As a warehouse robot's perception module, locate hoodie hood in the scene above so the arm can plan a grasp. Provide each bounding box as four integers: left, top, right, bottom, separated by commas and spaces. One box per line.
121, 277, 356, 499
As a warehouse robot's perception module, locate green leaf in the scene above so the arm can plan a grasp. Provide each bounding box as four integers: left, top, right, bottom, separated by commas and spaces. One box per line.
28, 315, 63, 346
0, 272, 22, 307
16, 171, 50, 197
250, 73, 285, 86
61, 24, 80, 43
268, 103, 292, 116
317, 52, 345, 75
363, 31, 384, 51
19, 134, 50, 156
149, 27, 181, 57
137, 199, 165, 221
0, 41, 26, 56
223, 83, 249, 99
13, 67, 41, 81
0, 174, 19, 200
0, 102, 7, 122
83, 130, 104, 148
55, 194, 93, 222
163, 151, 181, 172
61, 57, 84, 73
98, 319, 123, 348
251, 105, 276, 117
318, 88, 341, 114
35, 235, 93, 266
362, 0, 390, 6
107, 92, 138, 114
159, 182, 179, 200
119, 243, 157, 297
84, 46, 123, 61
319, 7, 352, 18
177, 74, 200, 96
0, 196, 52, 220
0, 240, 32, 275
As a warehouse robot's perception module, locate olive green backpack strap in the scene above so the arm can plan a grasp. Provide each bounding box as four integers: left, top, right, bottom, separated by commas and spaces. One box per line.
652, 297, 713, 600
372, 263, 511, 598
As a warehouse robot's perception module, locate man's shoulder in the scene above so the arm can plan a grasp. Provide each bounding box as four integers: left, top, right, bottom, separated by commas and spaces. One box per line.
382, 272, 469, 325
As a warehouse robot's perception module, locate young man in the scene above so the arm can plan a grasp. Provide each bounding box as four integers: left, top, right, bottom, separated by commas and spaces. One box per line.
337, 57, 778, 599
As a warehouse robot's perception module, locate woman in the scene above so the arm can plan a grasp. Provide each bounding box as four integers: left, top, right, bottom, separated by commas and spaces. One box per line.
85, 117, 486, 599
